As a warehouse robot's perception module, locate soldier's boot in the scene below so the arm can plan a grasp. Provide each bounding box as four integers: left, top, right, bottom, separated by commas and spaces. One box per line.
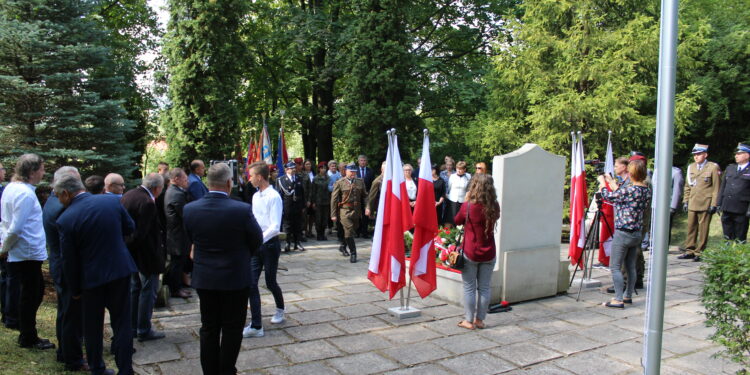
346, 237, 357, 263
339, 242, 349, 256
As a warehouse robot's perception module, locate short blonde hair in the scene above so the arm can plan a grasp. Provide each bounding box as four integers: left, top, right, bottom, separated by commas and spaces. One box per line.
456, 161, 467, 170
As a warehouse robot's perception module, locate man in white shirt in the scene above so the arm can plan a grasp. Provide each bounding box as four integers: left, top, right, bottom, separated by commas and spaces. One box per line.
0, 154, 54, 350
243, 162, 285, 338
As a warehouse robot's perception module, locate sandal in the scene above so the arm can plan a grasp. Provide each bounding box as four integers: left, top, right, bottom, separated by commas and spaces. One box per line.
473, 320, 486, 329
603, 300, 625, 309
457, 320, 475, 330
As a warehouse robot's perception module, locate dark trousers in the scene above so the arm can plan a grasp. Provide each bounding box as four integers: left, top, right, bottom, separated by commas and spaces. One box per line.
248, 239, 284, 329
82, 276, 133, 375
283, 206, 303, 244
8, 260, 44, 346
0, 257, 20, 327
358, 215, 369, 237
165, 252, 189, 294
130, 272, 159, 336
54, 281, 84, 369
721, 211, 749, 243
315, 204, 330, 237
197, 288, 249, 375
337, 220, 345, 243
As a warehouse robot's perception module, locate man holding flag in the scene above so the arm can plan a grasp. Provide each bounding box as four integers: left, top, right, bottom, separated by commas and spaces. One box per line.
410, 131, 438, 298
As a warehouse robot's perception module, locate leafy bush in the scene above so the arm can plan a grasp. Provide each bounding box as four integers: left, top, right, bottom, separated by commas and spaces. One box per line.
702, 242, 750, 373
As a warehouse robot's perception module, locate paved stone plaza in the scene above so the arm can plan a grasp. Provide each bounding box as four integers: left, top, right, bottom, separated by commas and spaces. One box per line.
129, 239, 741, 375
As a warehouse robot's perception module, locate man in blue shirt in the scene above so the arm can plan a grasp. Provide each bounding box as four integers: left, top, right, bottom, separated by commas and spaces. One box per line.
188, 160, 208, 201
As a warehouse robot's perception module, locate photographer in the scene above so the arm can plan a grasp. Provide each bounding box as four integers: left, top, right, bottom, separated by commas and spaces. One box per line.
597, 160, 652, 308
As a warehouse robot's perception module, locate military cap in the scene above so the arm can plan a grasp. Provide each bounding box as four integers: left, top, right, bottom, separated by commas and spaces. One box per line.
692, 143, 709, 154
629, 151, 647, 162
284, 161, 296, 169
294, 157, 303, 164
736, 142, 750, 154
345, 163, 357, 171
317, 161, 327, 169
269, 164, 277, 172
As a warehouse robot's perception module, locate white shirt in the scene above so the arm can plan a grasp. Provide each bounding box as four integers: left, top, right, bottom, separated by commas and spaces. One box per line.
252, 186, 283, 243
739, 163, 748, 171
447, 173, 471, 202
0, 182, 47, 262
405, 179, 417, 201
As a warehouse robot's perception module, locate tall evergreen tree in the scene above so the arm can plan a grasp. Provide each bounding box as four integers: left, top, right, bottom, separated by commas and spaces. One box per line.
162, 0, 247, 167
0, 0, 137, 177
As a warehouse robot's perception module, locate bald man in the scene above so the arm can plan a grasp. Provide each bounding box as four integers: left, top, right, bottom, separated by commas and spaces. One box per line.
104, 173, 125, 198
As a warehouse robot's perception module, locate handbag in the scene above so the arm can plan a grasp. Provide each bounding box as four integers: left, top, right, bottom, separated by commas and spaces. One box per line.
448, 203, 470, 270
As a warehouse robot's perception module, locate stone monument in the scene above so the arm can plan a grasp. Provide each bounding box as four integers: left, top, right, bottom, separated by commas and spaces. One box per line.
427, 144, 566, 304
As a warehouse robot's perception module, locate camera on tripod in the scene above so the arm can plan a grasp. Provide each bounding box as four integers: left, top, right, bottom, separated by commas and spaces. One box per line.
584, 159, 606, 175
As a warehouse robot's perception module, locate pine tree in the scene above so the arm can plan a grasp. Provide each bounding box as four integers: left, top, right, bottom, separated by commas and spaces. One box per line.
0, 0, 137, 177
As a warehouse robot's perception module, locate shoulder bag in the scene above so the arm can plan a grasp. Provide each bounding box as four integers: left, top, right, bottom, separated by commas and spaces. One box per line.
448, 203, 470, 270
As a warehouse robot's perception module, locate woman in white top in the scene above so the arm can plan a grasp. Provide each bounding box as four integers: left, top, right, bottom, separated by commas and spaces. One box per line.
403, 164, 418, 209
445, 160, 471, 227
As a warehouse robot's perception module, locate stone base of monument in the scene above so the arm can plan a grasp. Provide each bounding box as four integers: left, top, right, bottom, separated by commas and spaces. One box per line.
570, 277, 602, 288
387, 306, 421, 319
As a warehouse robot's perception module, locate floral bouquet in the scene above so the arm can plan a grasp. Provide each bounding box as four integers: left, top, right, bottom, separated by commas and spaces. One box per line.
433, 225, 463, 264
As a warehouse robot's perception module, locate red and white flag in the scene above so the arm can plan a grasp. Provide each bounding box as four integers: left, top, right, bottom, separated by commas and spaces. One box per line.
410, 132, 438, 298
598, 132, 615, 266
568, 134, 588, 267
368, 133, 414, 299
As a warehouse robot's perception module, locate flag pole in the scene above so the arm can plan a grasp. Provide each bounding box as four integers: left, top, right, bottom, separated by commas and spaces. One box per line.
404, 128, 429, 310
390, 129, 406, 310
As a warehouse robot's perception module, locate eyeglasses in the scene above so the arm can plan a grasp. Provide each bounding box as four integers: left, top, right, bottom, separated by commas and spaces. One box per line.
476, 167, 484, 170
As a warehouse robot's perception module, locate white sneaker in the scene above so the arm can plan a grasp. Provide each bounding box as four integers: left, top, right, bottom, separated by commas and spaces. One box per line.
242, 325, 264, 338
270, 308, 285, 324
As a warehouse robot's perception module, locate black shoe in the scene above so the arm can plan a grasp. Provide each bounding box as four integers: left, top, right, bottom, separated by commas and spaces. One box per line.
65, 363, 90, 372
284, 243, 291, 252
4, 323, 19, 330
138, 330, 166, 342
102, 369, 115, 375
350, 253, 357, 263
677, 253, 695, 260
693, 256, 701, 262
346, 237, 357, 263
606, 286, 615, 294
21, 338, 56, 350
339, 244, 349, 256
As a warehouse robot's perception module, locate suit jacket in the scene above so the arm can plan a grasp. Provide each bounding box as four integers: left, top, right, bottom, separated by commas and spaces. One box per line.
183, 192, 263, 290
42, 194, 65, 285
356, 166, 375, 192
670, 167, 684, 210
683, 161, 721, 211
188, 174, 208, 201
56, 193, 137, 296
164, 184, 189, 256
277, 174, 305, 211
718, 163, 750, 214
121, 186, 165, 275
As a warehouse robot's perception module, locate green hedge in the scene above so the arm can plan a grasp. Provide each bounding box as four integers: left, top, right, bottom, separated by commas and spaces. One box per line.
702, 242, 750, 373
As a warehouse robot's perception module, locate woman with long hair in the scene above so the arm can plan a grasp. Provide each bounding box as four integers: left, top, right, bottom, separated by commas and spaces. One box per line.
454, 174, 500, 330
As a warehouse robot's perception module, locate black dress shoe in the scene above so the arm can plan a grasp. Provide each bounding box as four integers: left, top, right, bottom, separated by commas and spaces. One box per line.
606, 286, 615, 294
21, 339, 56, 350
677, 253, 695, 259
102, 369, 115, 375
693, 256, 701, 262
65, 363, 90, 372
138, 330, 166, 342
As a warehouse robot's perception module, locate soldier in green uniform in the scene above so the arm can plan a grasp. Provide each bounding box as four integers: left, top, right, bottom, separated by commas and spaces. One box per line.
331, 163, 366, 263
679, 144, 721, 261
365, 162, 386, 219
310, 162, 330, 241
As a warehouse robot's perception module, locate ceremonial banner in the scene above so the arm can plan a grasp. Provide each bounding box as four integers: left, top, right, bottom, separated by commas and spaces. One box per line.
410, 132, 438, 298
246, 136, 256, 179
568, 135, 588, 266
598, 133, 615, 266
276, 127, 288, 172
259, 124, 273, 165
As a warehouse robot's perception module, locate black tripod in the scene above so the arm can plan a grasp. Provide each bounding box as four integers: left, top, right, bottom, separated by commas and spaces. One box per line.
568, 192, 613, 301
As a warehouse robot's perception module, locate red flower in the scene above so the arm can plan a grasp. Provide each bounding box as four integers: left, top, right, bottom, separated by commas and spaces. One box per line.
445, 230, 451, 234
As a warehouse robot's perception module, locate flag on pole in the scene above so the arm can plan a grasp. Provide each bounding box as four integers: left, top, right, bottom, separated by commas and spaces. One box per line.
368, 132, 414, 299
259, 124, 273, 165
246, 134, 256, 179
410, 131, 438, 298
598, 132, 615, 266
276, 127, 288, 173
568, 134, 588, 267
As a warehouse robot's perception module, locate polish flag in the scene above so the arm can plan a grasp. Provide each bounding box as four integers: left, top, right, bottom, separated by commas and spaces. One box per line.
410, 132, 438, 298
246, 136, 256, 179
368, 133, 414, 299
598, 133, 615, 266
568, 134, 588, 267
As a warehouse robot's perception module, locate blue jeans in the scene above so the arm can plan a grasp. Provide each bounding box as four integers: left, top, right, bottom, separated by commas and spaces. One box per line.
248, 238, 284, 329
610, 230, 641, 301
461, 256, 495, 322
130, 273, 159, 336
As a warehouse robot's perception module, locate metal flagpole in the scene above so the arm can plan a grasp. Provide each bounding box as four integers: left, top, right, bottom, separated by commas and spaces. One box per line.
644, 0, 678, 373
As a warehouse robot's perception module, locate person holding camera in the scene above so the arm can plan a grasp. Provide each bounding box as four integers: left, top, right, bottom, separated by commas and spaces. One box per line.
597, 160, 652, 308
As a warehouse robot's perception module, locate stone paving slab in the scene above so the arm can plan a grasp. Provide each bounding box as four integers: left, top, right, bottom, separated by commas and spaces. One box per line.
130, 239, 739, 375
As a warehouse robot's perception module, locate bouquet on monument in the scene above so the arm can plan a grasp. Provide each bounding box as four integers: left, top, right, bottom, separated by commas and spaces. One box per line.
433, 225, 463, 264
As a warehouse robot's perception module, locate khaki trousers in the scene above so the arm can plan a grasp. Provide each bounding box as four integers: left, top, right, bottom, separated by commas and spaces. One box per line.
684, 210, 712, 255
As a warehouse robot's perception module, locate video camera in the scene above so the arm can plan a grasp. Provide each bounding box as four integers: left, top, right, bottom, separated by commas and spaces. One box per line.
584, 159, 606, 175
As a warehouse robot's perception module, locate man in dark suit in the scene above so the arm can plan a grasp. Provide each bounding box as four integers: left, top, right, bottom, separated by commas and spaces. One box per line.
121, 173, 166, 342
164, 168, 192, 298
718, 143, 750, 243
44, 167, 87, 371
277, 161, 305, 251
55, 174, 137, 375
356, 155, 374, 237
183, 162, 263, 375
188, 159, 208, 201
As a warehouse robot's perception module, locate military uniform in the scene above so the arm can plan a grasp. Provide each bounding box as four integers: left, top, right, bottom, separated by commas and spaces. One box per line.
310, 171, 330, 241
717, 143, 750, 242
331, 165, 366, 262
682, 145, 721, 257
367, 174, 383, 217
277, 162, 306, 251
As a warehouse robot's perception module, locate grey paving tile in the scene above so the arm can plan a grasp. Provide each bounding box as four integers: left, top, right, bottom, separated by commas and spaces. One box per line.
158, 359, 201, 374
503, 364, 575, 375
295, 298, 348, 311
236, 347, 287, 370
384, 363, 455, 375
477, 325, 541, 345
422, 318, 477, 336
334, 303, 387, 319
441, 351, 516, 375
177, 341, 200, 359
156, 313, 202, 329
332, 316, 392, 334
509, 301, 562, 319
278, 339, 344, 363
285, 322, 346, 341
420, 304, 465, 319
327, 352, 400, 375
375, 324, 442, 345
488, 342, 563, 367
556, 309, 617, 327
535, 332, 603, 355
240, 329, 295, 350
376, 312, 434, 327
382, 341, 452, 366
662, 308, 704, 326
518, 316, 579, 335
337, 292, 387, 305
133, 340, 182, 365
288, 309, 344, 325
575, 323, 640, 345
302, 278, 345, 289
431, 332, 499, 355
666, 321, 715, 341
664, 346, 742, 374
298, 288, 344, 299
555, 351, 635, 374
328, 332, 393, 354
660, 330, 714, 354
265, 361, 339, 375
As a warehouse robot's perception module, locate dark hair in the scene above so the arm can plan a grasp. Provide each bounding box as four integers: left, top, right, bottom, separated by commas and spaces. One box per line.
84, 175, 104, 194
249, 162, 269, 181
628, 160, 647, 183
12, 153, 44, 182
190, 160, 204, 173
615, 157, 629, 166
466, 174, 500, 236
